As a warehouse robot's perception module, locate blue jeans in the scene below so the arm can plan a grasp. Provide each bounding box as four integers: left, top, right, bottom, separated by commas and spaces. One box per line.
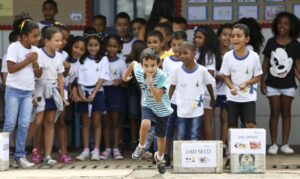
177, 116, 203, 140
3, 87, 33, 160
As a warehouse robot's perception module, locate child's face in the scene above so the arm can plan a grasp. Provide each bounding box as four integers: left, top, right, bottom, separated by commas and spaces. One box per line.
132, 22, 142, 38
171, 39, 184, 58
154, 27, 171, 49
93, 18, 106, 33
219, 28, 232, 48
71, 41, 85, 59
61, 30, 69, 49
45, 32, 62, 52
277, 16, 291, 37
141, 58, 158, 76
42, 3, 57, 21
230, 28, 249, 51
147, 36, 163, 54
107, 38, 120, 58
194, 31, 205, 49
25, 28, 40, 46
87, 38, 100, 57
115, 18, 130, 38
179, 47, 195, 66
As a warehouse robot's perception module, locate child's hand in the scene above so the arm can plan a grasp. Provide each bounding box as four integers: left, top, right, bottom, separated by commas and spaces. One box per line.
124, 74, 133, 82
63, 99, 70, 107
260, 82, 267, 95
71, 93, 81, 102
32, 97, 39, 107
239, 82, 247, 90
86, 94, 95, 103
231, 87, 237, 95
112, 79, 122, 86
26, 52, 38, 63
210, 97, 216, 108
63, 61, 71, 69
146, 72, 153, 84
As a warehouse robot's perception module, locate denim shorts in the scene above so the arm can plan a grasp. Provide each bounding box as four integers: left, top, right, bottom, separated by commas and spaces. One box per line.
266, 86, 295, 97
177, 115, 203, 140
215, 95, 227, 108
142, 107, 168, 137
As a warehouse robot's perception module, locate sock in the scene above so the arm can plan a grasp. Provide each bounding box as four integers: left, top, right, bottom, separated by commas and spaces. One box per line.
138, 143, 145, 148
105, 148, 111, 151
83, 148, 90, 153
93, 148, 99, 153
157, 154, 164, 161
44, 155, 51, 160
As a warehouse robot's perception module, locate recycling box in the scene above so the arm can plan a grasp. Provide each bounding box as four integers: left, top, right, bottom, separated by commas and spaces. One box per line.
173, 140, 223, 173
229, 128, 266, 173
0, 132, 9, 171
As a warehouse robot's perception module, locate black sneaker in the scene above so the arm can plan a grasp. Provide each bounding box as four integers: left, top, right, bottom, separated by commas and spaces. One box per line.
154, 152, 166, 174
164, 154, 171, 167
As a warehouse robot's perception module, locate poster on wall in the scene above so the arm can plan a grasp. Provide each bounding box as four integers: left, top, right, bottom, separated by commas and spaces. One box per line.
213, 6, 233, 21
237, 0, 257, 2
213, 0, 232, 2
293, 5, 300, 19
0, 0, 13, 16
188, 0, 208, 3
238, 5, 258, 19
187, 6, 207, 21
264, 5, 285, 20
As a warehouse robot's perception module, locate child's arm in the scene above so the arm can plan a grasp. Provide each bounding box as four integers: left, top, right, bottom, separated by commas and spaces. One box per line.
122, 61, 137, 82
57, 73, 69, 106
63, 61, 71, 77
260, 56, 269, 95
71, 86, 81, 102
147, 72, 164, 102
32, 61, 42, 78
7, 52, 37, 73
168, 85, 176, 99
206, 84, 216, 107
77, 85, 87, 102
223, 75, 237, 95
239, 75, 261, 90
87, 79, 105, 102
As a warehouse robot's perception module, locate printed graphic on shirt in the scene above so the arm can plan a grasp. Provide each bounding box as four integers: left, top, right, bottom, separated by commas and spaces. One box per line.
270, 48, 292, 78
192, 94, 204, 109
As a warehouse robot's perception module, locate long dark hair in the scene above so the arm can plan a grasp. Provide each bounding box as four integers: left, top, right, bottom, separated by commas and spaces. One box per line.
126, 40, 147, 63
271, 12, 300, 39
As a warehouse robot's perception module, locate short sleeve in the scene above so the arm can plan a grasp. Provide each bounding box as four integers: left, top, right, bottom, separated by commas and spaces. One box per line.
202, 67, 212, 85
220, 53, 230, 76
262, 38, 273, 58
205, 54, 216, 71
6, 43, 18, 63
157, 72, 167, 89
99, 58, 111, 81
253, 53, 263, 76
294, 41, 300, 60
169, 68, 177, 85
133, 61, 142, 77
58, 57, 65, 74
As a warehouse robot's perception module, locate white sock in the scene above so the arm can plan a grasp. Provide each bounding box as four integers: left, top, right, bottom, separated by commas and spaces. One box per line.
157, 154, 164, 161
138, 143, 145, 148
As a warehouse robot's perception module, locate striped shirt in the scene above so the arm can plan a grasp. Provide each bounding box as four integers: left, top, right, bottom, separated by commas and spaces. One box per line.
133, 62, 173, 117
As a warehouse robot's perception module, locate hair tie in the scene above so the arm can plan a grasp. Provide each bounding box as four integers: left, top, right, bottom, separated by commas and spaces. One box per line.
19, 19, 32, 31
54, 21, 63, 26
83, 32, 102, 40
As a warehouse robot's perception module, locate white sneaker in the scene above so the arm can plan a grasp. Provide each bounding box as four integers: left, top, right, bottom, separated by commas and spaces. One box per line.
76, 151, 90, 161
280, 144, 294, 154
268, 144, 279, 155
14, 157, 35, 168
44, 156, 57, 166
91, 150, 100, 161
100, 148, 112, 160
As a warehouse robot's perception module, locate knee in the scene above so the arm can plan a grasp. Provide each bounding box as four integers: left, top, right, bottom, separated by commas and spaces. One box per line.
141, 120, 150, 130
44, 119, 55, 127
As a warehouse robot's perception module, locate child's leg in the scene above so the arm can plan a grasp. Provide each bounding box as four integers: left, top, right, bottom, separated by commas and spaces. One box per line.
268, 96, 281, 144
43, 111, 56, 157
226, 101, 240, 128
56, 110, 67, 155
92, 112, 101, 149
191, 116, 203, 140
156, 137, 166, 158
26, 112, 44, 145
102, 113, 110, 149
220, 107, 228, 144
139, 119, 151, 145
176, 117, 187, 140
203, 108, 214, 140
241, 101, 256, 128
81, 113, 90, 149
165, 104, 177, 155
111, 111, 121, 148
280, 95, 293, 145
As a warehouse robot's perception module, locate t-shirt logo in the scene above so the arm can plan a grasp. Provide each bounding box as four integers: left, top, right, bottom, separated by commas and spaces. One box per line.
270, 48, 292, 78
192, 94, 203, 109
196, 80, 199, 87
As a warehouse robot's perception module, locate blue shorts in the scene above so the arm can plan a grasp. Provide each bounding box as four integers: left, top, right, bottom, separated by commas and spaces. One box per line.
104, 86, 125, 112
142, 107, 168, 137
76, 91, 106, 113
215, 95, 227, 108
45, 98, 57, 111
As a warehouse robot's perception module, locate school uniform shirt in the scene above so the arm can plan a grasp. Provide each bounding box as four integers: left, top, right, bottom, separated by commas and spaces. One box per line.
103, 56, 127, 86
216, 55, 227, 95
169, 64, 211, 118
37, 48, 65, 83
37, 21, 54, 30
59, 50, 69, 61
6, 41, 41, 91
65, 58, 80, 86
133, 61, 173, 117
220, 49, 263, 103
263, 38, 300, 89
119, 37, 136, 58
77, 57, 110, 88
162, 56, 183, 104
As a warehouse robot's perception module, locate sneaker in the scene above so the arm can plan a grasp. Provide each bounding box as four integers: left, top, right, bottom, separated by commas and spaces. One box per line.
91, 150, 100, 161
76, 151, 90, 161
100, 148, 112, 160
268, 144, 278, 155
44, 156, 57, 165
164, 154, 171, 167
58, 154, 73, 164
31, 152, 43, 164
132, 145, 145, 160
113, 148, 124, 160
14, 158, 35, 168
142, 151, 153, 160
154, 152, 166, 174
280, 144, 294, 154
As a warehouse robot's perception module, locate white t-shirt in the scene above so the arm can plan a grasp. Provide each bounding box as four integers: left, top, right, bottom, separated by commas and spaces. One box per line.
37, 21, 54, 31
37, 48, 65, 83
220, 49, 263, 102
77, 57, 110, 87
65, 59, 80, 86
59, 50, 69, 61
216, 71, 227, 95
162, 56, 183, 104
119, 37, 136, 58
6, 41, 40, 91
1, 53, 7, 73
103, 56, 127, 86
170, 64, 211, 118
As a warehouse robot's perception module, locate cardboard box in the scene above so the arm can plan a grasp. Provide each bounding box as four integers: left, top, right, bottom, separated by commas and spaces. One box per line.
173, 140, 223, 173
229, 129, 266, 173
0, 132, 9, 171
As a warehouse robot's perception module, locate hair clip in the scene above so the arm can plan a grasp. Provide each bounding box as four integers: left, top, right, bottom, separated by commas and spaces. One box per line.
19, 19, 32, 31
54, 21, 63, 26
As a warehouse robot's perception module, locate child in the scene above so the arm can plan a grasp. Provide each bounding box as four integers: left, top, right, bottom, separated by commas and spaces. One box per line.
92, 14, 107, 34
261, 12, 300, 155
172, 16, 187, 32
38, 0, 58, 30
162, 31, 186, 164
169, 41, 215, 141
216, 23, 232, 151
131, 18, 146, 40
221, 23, 262, 129
125, 40, 147, 149
194, 26, 221, 140
75, 27, 110, 161
115, 12, 135, 57
3, 13, 42, 168
154, 23, 174, 60
101, 34, 126, 160
123, 48, 173, 174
